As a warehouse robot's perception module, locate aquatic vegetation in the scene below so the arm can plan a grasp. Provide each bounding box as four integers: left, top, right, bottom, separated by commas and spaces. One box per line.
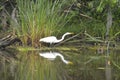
15, 0, 69, 47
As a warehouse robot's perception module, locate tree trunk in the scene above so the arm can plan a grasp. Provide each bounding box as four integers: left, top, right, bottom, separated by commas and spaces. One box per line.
106, 6, 112, 40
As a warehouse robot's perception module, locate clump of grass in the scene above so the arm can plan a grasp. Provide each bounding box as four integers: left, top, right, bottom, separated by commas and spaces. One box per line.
15, 0, 68, 47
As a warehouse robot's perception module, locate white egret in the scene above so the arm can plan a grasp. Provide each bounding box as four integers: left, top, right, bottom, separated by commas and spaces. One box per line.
39, 51, 73, 64
39, 32, 73, 44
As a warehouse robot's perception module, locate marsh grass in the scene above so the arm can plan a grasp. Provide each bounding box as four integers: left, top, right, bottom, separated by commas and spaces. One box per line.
15, 0, 68, 46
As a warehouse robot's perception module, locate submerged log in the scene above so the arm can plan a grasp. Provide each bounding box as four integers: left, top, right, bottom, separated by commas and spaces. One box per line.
0, 34, 22, 49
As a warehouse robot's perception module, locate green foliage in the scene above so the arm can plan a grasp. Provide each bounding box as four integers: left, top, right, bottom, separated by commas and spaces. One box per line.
97, 0, 118, 12
60, 0, 120, 40
15, 0, 68, 46
0, 0, 120, 46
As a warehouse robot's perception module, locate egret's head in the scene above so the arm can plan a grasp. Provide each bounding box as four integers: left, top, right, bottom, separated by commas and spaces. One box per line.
65, 32, 74, 35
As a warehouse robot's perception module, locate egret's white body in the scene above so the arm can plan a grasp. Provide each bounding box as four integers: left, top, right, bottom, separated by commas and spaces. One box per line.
39, 52, 73, 64
39, 32, 73, 44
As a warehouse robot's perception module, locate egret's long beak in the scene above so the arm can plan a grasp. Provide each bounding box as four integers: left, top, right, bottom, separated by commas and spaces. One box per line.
68, 61, 73, 65
70, 32, 74, 34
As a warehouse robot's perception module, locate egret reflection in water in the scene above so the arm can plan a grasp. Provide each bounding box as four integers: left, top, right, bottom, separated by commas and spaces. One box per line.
39, 51, 73, 64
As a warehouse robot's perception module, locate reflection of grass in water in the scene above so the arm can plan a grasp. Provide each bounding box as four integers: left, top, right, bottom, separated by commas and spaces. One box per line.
15, 51, 68, 80
0, 50, 17, 80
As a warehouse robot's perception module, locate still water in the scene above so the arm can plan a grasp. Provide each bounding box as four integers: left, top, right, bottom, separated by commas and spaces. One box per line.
0, 48, 120, 80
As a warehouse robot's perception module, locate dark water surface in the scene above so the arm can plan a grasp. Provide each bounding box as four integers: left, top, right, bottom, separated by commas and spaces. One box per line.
0, 48, 120, 80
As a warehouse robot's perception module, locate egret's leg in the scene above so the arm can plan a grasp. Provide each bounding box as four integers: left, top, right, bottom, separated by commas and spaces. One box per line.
49, 43, 54, 48
49, 43, 52, 47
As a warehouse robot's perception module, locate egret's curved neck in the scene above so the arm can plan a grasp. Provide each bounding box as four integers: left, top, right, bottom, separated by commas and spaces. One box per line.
56, 33, 69, 43
56, 53, 68, 64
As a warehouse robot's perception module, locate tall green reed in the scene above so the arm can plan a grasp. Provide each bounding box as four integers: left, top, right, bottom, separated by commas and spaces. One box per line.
15, 0, 68, 46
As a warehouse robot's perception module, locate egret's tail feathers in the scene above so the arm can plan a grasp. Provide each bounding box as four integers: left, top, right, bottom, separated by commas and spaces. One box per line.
39, 39, 43, 42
